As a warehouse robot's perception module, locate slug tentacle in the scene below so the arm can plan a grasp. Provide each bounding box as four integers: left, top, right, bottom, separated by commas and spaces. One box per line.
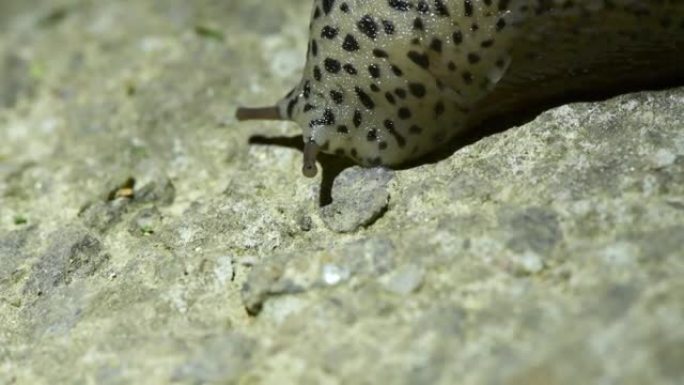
235, 106, 282, 121
236, 100, 323, 177
302, 140, 320, 178
237, 0, 684, 176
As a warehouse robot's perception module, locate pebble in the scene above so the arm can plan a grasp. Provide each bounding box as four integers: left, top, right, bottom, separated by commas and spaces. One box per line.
319, 167, 394, 233
380, 264, 425, 295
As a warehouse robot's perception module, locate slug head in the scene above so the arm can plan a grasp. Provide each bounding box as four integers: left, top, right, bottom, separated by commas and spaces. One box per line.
237, 0, 479, 177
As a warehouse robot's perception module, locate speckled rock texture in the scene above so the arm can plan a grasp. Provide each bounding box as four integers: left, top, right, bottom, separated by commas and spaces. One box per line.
1, 1, 683, 384
319, 166, 394, 233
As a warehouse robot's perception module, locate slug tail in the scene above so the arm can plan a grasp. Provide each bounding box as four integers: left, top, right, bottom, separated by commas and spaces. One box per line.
469, 0, 684, 124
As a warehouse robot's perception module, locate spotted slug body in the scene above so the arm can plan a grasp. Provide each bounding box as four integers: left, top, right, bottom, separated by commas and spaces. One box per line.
237, 0, 684, 177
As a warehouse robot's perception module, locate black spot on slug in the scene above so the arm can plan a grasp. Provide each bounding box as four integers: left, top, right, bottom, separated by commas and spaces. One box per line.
309, 107, 336, 127
388, 0, 412, 11
343, 63, 358, 75
384, 119, 407, 147
310, 40, 318, 56
330, 90, 344, 104
385, 92, 396, 105
434, 0, 450, 16
303, 81, 311, 98
373, 49, 389, 58
391, 65, 403, 76
321, 26, 339, 39
368, 64, 381, 78
322, 0, 336, 14
357, 15, 378, 39
382, 20, 395, 34
417, 1, 430, 13
430, 38, 443, 52
368, 157, 382, 166
409, 82, 426, 97
452, 30, 463, 44
342, 34, 360, 51
355, 87, 376, 109
353, 110, 362, 127
464, 0, 474, 16
407, 51, 430, 69
324, 58, 341, 73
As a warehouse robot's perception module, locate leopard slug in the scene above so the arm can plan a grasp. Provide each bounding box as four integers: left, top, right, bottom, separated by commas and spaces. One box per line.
237, 0, 684, 177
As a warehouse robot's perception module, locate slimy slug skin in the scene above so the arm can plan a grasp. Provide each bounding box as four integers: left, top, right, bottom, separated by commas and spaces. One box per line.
237, 0, 684, 177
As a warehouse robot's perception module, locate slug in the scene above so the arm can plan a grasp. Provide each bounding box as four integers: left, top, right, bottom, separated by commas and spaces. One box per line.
236, 0, 684, 177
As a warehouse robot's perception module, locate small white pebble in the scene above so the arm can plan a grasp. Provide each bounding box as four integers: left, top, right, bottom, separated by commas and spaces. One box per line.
321, 264, 349, 286
511, 252, 544, 275
381, 264, 425, 295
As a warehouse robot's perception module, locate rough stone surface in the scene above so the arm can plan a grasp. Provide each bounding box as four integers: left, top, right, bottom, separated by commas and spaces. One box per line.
1, 1, 683, 384
319, 166, 394, 233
